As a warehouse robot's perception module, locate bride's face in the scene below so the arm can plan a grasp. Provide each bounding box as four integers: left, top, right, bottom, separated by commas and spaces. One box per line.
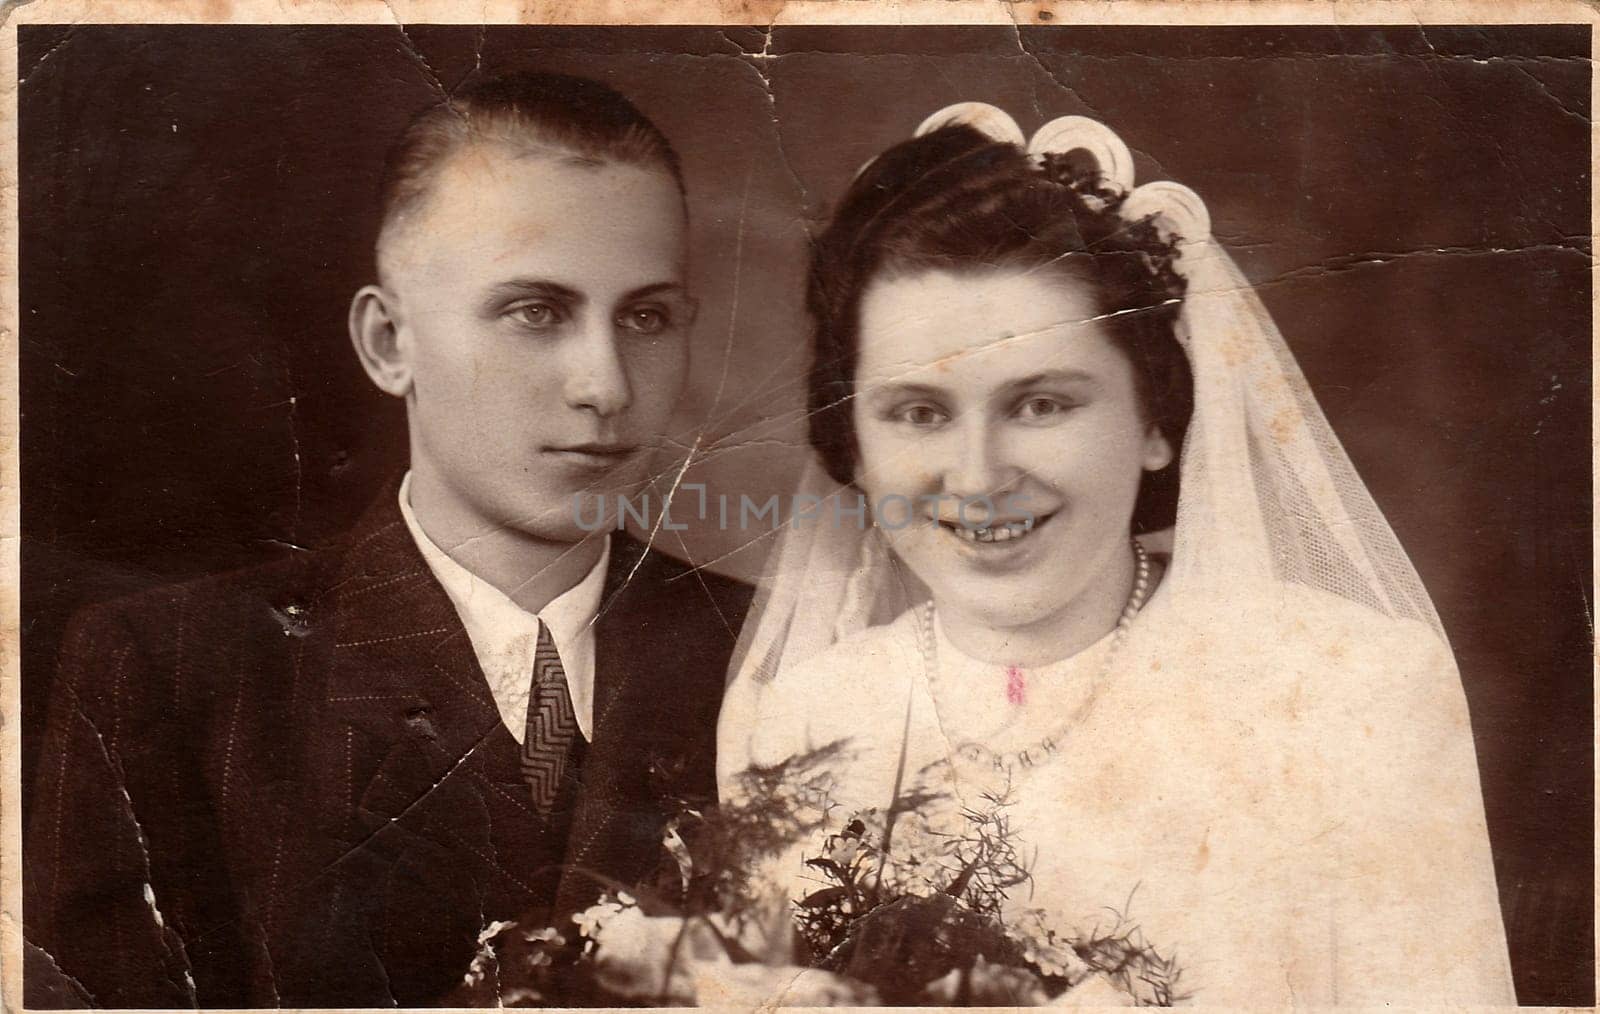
851, 266, 1173, 635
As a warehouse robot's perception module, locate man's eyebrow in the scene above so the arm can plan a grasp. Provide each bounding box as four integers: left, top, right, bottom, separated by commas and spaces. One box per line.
482, 280, 688, 309
623, 282, 690, 301
483, 279, 584, 307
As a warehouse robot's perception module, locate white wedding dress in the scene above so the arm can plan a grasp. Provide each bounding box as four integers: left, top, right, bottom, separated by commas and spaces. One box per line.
720, 575, 1515, 1005
717, 108, 1516, 1006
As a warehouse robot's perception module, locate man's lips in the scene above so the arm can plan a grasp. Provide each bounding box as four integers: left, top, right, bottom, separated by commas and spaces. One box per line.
545, 443, 638, 467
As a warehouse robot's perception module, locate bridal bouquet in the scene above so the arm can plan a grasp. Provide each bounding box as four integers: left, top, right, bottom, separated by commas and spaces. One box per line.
457, 743, 1187, 1006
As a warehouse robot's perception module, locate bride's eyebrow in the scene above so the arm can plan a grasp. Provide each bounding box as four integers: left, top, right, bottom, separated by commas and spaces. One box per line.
864, 380, 947, 400
1002, 369, 1099, 391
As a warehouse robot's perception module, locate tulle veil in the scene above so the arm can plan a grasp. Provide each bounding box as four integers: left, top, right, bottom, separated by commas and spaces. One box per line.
725, 103, 1446, 697
712, 104, 1514, 1004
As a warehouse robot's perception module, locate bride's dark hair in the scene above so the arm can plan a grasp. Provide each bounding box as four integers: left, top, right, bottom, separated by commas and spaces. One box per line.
806, 123, 1193, 532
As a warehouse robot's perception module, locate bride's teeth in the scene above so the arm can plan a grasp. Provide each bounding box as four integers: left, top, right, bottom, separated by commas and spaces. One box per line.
947, 518, 1035, 544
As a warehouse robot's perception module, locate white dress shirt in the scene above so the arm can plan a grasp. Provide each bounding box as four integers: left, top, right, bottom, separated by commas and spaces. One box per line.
398, 473, 609, 743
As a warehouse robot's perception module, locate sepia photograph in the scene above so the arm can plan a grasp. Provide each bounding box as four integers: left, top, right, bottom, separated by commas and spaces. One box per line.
6, 6, 1593, 1008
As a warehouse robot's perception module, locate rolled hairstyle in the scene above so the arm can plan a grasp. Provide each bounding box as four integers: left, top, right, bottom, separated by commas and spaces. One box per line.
376, 71, 684, 277
806, 124, 1194, 532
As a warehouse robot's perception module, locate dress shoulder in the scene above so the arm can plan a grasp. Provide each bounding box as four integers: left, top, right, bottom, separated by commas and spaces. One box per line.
717, 609, 922, 795
783, 609, 922, 698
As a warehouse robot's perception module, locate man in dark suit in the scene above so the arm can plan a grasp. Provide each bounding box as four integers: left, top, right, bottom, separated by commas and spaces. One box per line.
25, 72, 752, 1007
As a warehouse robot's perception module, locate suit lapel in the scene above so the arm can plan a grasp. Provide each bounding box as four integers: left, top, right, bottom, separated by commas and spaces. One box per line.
314, 513, 719, 926
317, 494, 580, 914
284, 491, 743, 1000
322, 504, 501, 806
556, 534, 673, 908
262, 492, 510, 1003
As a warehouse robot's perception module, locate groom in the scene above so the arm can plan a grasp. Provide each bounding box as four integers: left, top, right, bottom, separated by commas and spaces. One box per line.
25, 72, 751, 1007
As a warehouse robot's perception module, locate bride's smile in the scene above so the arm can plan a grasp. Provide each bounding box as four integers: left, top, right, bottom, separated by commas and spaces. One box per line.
851, 265, 1172, 663
936, 510, 1043, 544
721, 109, 1516, 1007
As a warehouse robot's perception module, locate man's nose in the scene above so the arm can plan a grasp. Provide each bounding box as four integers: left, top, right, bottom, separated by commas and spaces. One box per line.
562, 313, 632, 418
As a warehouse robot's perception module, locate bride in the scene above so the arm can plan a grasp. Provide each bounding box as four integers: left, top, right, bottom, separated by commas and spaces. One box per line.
717, 104, 1515, 1004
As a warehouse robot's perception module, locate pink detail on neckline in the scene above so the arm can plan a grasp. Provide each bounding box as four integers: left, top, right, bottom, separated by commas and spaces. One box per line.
1006, 665, 1026, 705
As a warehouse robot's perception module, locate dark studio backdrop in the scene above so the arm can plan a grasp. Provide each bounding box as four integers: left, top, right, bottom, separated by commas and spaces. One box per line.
16, 23, 1592, 1004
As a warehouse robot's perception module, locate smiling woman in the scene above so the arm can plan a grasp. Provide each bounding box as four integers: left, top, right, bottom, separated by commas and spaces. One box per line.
718, 105, 1517, 1005
852, 269, 1174, 667
13, 22, 1589, 1007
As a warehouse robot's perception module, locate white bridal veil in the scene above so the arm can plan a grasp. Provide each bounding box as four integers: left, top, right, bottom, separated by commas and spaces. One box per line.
717, 103, 1515, 1005
726, 103, 1444, 692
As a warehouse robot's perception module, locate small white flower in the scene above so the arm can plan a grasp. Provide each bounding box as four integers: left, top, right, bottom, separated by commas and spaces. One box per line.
825, 838, 860, 866
522, 926, 565, 945
1004, 908, 1092, 981
462, 919, 516, 987
475, 919, 515, 945
571, 901, 623, 939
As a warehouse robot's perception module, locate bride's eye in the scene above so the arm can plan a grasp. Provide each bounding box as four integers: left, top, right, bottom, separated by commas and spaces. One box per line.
895, 403, 948, 428
1016, 396, 1072, 421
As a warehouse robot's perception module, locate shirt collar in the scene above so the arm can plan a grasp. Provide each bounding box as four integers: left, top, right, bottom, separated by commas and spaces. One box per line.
396, 472, 610, 740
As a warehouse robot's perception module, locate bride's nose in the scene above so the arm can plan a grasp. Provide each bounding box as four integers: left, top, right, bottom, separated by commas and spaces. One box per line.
940, 414, 1017, 503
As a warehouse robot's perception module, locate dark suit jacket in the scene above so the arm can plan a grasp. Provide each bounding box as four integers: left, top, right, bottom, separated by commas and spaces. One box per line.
24, 489, 752, 1007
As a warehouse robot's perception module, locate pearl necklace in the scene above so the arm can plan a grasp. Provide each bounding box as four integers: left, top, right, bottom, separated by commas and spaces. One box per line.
915, 539, 1151, 779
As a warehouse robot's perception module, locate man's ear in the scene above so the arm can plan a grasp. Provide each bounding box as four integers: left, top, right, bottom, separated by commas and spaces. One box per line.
348, 284, 413, 397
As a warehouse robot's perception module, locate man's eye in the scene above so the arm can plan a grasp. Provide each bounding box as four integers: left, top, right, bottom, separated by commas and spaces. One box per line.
617, 306, 671, 335
507, 302, 564, 328
896, 404, 948, 427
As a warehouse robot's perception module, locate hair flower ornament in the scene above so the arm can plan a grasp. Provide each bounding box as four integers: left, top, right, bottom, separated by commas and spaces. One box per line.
913, 101, 1210, 248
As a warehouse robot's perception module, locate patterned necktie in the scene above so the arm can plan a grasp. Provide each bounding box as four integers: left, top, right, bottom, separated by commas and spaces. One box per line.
521, 623, 580, 815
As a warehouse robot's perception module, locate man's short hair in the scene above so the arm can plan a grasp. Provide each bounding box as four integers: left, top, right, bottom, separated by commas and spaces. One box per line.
377, 71, 684, 271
